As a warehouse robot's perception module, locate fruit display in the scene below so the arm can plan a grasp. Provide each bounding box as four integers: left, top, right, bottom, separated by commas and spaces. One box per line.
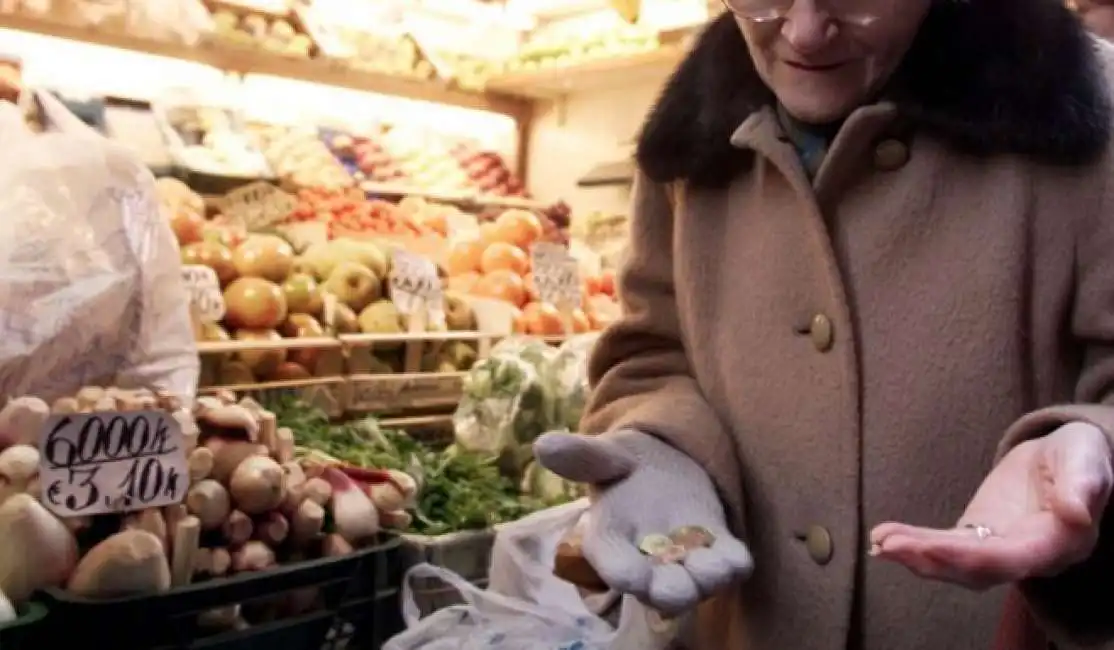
313, 25, 434, 78
249, 124, 353, 191
367, 125, 471, 192
503, 23, 659, 74
0, 390, 412, 625
572, 209, 630, 269
162, 178, 481, 386
450, 143, 526, 197
286, 188, 443, 239
322, 126, 530, 199
430, 51, 505, 91
323, 128, 407, 187
159, 105, 272, 178
208, 7, 314, 58
443, 209, 619, 335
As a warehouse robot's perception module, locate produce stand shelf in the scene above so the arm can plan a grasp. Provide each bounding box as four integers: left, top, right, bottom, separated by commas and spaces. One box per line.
0, 12, 531, 120
197, 376, 347, 394
197, 337, 342, 354
484, 46, 685, 100
360, 182, 549, 211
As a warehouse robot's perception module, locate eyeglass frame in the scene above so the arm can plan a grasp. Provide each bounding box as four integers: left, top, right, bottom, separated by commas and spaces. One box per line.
720, 0, 881, 25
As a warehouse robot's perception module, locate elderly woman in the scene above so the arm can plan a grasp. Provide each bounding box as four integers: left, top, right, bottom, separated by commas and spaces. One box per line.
535, 1, 1114, 649
1079, 0, 1114, 40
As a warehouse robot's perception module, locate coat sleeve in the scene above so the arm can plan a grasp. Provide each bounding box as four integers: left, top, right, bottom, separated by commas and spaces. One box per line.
579, 173, 743, 519
994, 171, 1114, 645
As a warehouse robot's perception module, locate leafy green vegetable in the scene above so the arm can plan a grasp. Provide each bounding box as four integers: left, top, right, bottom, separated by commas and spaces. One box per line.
263, 393, 560, 536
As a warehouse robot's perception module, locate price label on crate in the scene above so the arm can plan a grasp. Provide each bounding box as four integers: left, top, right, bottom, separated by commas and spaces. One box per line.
181, 265, 225, 322
348, 377, 406, 412
531, 242, 581, 307
221, 181, 297, 230
347, 375, 463, 412
390, 249, 443, 317
38, 411, 189, 518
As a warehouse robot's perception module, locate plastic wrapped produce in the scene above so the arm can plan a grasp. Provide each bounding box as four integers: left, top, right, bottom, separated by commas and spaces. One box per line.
489, 336, 558, 372
452, 351, 550, 458
547, 334, 600, 432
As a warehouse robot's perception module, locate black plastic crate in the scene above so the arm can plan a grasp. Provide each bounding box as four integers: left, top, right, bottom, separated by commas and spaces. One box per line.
0, 601, 48, 650
35, 534, 402, 650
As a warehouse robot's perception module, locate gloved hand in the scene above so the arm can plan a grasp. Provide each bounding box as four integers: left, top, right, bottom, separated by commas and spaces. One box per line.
534, 428, 753, 616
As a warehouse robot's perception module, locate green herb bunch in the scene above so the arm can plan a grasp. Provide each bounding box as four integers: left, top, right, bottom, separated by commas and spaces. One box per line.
263, 393, 553, 536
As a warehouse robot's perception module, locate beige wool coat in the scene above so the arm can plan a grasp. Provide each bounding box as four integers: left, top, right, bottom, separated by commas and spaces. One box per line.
580, 3, 1114, 650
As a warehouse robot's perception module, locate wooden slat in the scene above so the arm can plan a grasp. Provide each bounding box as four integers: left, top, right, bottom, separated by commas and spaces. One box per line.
0, 12, 532, 120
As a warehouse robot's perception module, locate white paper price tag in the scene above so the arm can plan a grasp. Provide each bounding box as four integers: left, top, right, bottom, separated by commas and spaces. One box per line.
181, 265, 225, 322
531, 242, 581, 307
38, 410, 189, 518
390, 250, 442, 316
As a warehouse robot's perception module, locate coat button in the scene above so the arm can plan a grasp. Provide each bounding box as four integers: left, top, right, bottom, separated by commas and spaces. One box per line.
873, 139, 909, 171
809, 313, 834, 352
805, 525, 834, 565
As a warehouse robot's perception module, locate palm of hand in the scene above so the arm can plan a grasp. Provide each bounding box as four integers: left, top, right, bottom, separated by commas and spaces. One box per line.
870, 423, 1112, 589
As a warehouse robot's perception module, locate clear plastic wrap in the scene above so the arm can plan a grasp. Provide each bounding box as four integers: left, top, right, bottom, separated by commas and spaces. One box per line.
0, 91, 199, 402
452, 352, 549, 456
452, 336, 558, 455
490, 335, 559, 371
547, 333, 601, 432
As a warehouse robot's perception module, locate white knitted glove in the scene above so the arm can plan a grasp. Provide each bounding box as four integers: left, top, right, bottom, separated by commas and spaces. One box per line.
534, 429, 753, 615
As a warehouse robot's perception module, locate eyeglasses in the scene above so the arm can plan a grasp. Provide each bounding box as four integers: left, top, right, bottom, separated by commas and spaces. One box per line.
722, 0, 880, 26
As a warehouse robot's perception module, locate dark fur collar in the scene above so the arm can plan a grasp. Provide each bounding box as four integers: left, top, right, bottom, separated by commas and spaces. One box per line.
637, 0, 1112, 188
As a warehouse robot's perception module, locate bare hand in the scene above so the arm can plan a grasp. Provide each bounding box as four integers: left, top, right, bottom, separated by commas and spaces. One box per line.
869, 422, 1113, 589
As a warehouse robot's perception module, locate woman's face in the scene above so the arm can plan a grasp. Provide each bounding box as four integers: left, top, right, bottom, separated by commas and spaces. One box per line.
736, 1, 931, 124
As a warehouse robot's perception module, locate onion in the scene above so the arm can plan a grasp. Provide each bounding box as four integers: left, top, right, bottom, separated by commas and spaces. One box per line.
0, 494, 78, 603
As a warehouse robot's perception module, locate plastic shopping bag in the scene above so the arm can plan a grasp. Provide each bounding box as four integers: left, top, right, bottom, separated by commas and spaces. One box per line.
0, 92, 199, 401
489, 499, 682, 646
386, 501, 681, 650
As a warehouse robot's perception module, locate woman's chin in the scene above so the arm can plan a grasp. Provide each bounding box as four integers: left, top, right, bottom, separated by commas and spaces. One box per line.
776, 95, 856, 126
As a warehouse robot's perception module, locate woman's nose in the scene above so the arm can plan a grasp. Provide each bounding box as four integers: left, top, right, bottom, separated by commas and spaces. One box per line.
781, 2, 837, 54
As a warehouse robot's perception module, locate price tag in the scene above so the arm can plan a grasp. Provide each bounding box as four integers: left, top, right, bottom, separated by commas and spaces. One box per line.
390, 250, 443, 317
181, 265, 225, 322
38, 411, 189, 518
531, 242, 581, 307
348, 375, 463, 412
221, 181, 297, 230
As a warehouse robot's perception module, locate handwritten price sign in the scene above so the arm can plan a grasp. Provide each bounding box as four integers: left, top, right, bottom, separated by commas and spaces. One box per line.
531, 242, 581, 307
221, 181, 297, 230
38, 411, 188, 518
390, 250, 443, 317
181, 265, 225, 323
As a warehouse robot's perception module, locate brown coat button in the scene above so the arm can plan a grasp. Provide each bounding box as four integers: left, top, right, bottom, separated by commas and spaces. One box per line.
805, 525, 833, 565
873, 139, 909, 171
809, 314, 834, 352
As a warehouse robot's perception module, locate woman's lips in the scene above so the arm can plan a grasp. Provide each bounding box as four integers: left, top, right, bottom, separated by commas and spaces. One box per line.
785, 60, 846, 71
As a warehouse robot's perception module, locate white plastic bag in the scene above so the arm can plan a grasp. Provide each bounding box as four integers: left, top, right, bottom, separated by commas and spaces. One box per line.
386, 500, 680, 650
0, 91, 199, 402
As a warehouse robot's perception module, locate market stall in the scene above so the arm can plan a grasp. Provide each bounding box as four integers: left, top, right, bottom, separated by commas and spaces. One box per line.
0, 0, 696, 646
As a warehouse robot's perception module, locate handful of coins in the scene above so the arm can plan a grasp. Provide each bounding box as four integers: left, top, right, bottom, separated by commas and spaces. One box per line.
638, 525, 716, 565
